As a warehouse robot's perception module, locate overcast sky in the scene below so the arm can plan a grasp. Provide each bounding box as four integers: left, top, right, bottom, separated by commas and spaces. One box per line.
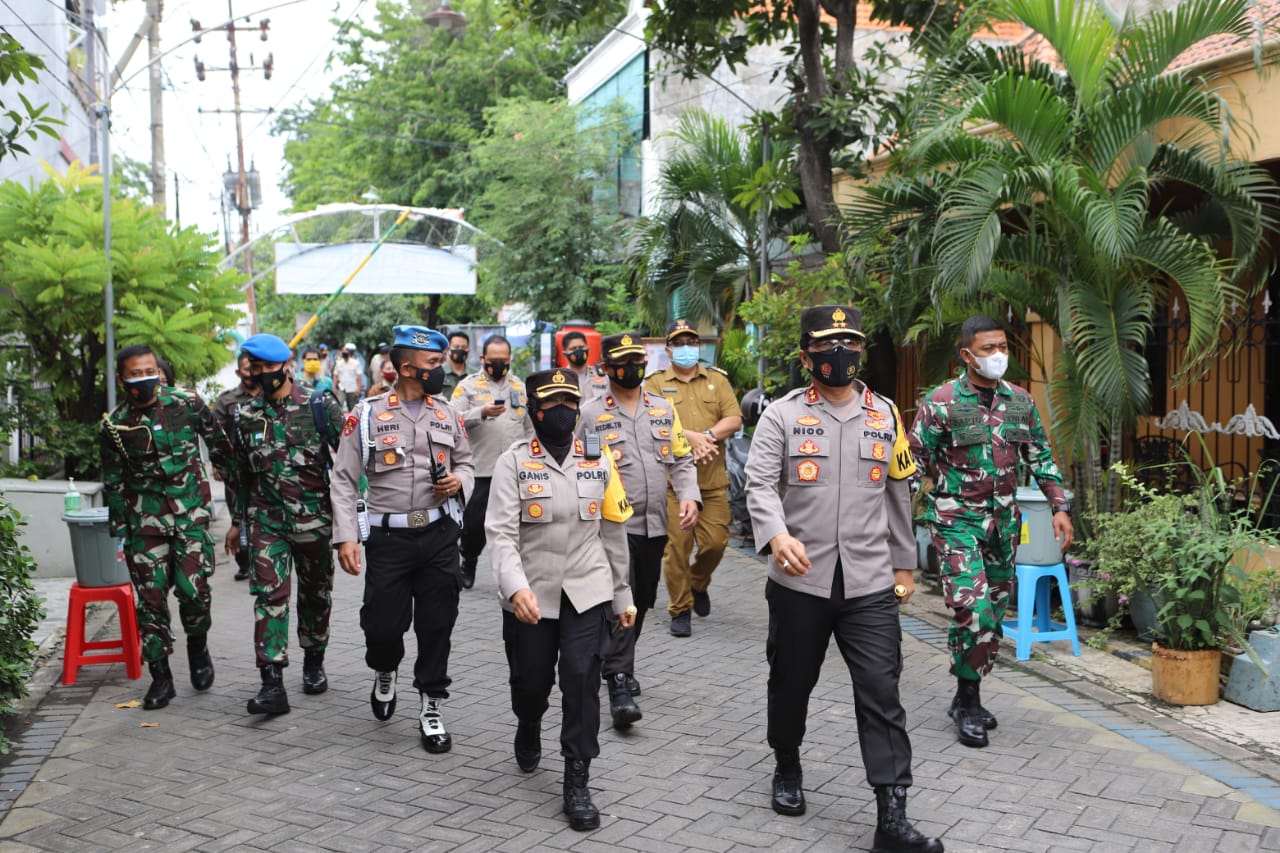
105, 0, 375, 241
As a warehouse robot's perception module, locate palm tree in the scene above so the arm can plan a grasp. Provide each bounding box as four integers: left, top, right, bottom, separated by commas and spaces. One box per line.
844, 0, 1278, 511
629, 109, 799, 333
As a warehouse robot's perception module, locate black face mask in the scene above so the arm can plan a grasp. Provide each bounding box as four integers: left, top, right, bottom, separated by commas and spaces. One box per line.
566, 349, 588, 367
807, 348, 862, 387
124, 375, 160, 404
257, 367, 289, 394
342, 352, 352, 360
485, 361, 509, 381
610, 362, 645, 389
532, 404, 579, 444
449, 348, 468, 365
417, 365, 445, 396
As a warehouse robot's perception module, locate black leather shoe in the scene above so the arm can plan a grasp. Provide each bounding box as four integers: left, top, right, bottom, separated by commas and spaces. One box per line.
419, 694, 452, 753
186, 636, 214, 691
670, 611, 691, 637
458, 559, 477, 590
607, 673, 642, 729
143, 659, 176, 710
872, 785, 944, 852
948, 694, 996, 730
301, 649, 328, 695
563, 759, 600, 831
247, 663, 290, 715
952, 679, 988, 748
771, 768, 806, 816
233, 565, 251, 581
693, 589, 711, 617
514, 720, 541, 772
370, 670, 397, 721
627, 675, 641, 696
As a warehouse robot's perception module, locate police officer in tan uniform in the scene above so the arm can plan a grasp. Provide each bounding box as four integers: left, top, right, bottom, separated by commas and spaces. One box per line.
562, 329, 609, 400
331, 325, 473, 754
744, 306, 942, 853
578, 333, 700, 729
644, 319, 742, 636
451, 333, 533, 589
486, 369, 635, 832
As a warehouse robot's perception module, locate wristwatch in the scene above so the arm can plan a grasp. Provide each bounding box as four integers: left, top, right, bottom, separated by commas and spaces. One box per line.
1052, 503, 1072, 514
704, 429, 716, 440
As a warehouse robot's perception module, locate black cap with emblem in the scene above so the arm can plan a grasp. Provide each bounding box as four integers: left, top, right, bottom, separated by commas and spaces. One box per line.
665, 318, 698, 342
600, 332, 646, 362
800, 305, 865, 345
526, 368, 582, 403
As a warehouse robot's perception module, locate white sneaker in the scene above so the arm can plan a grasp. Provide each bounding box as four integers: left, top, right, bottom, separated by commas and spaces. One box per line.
370, 670, 397, 721
419, 693, 452, 753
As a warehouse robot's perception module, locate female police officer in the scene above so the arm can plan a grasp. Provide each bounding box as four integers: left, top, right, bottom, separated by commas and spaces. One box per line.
485, 368, 635, 832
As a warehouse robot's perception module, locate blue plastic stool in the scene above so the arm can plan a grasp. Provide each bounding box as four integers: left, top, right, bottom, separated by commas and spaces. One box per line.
1002, 562, 1080, 660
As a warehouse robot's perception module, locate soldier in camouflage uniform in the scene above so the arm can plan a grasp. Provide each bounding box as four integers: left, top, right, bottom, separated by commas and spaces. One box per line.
220, 334, 346, 716
909, 315, 1073, 749
212, 352, 260, 582
101, 344, 226, 710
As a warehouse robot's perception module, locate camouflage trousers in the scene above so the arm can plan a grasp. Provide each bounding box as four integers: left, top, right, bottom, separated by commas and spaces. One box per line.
123, 523, 215, 663
928, 508, 1019, 681
248, 517, 334, 667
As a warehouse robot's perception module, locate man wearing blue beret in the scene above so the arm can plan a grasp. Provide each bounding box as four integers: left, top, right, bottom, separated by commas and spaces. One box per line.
330, 325, 475, 753
216, 333, 346, 716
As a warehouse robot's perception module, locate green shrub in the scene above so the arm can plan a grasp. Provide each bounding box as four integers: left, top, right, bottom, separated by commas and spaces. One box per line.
0, 497, 44, 753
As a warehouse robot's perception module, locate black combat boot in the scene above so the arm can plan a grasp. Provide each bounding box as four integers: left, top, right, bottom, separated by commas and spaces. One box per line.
143, 659, 176, 710
872, 785, 944, 853
951, 678, 988, 747
186, 635, 214, 691
771, 747, 805, 816
301, 649, 328, 695
947, 680, 996, 730
514, 719, 541, 772
247, 663, 290, 715
607, 672, 642, 729
562, 758, 600, 831
458, 557, 477, 590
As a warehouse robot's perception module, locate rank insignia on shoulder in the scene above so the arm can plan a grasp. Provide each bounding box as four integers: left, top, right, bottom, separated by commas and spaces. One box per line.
805, 386, 820, 403
864, 389, 876, 408
387, 393, 400, 407
797, 460, 819, 481
530, 439, 543, 456
796, 415, 821, 426
376, 411, 395, 421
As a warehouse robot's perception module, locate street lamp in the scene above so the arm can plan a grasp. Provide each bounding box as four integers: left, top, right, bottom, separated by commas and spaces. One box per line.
423, 0, 467, 33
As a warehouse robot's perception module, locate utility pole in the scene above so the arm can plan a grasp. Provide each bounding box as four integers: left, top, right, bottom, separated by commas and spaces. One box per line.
192, 4, 273, 334
84, 2, 98, 164
147, 0, 166, 211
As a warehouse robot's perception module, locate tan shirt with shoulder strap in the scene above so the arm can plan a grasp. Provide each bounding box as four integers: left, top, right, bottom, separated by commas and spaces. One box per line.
451, 372, 533, 475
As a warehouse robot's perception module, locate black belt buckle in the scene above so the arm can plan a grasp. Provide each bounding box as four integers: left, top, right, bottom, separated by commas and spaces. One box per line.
408, 510, 431, 528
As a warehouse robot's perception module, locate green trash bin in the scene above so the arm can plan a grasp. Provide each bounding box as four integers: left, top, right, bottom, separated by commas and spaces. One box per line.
63, 508, 130, 587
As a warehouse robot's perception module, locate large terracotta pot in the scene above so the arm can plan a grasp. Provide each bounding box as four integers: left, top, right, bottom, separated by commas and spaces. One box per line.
1150, 643, 1221, 706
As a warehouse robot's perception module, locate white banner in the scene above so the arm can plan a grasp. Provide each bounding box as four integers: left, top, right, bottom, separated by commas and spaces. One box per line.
274, 242, 477, 295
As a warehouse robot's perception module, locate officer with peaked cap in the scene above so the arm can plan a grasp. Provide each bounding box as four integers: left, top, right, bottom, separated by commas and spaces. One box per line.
330, 325, 474, 753
219, 333, 345, 716
744, 306, 943, 853
486, 368, 635, 832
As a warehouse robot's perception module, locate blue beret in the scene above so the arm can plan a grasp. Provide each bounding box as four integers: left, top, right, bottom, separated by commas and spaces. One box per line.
241, 333, 292, 363
392, 325, 448, 352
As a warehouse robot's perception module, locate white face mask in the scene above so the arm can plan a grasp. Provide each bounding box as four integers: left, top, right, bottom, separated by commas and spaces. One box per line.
965, 349, 1008, 381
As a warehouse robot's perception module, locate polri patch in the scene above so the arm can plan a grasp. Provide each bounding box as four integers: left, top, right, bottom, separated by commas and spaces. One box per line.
797, 460, 819, 482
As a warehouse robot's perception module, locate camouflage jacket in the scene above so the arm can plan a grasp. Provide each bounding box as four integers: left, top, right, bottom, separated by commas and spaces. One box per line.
223, 383, 346, 532
100, 385, 225, 538
212, 383, 259, 517
908, 372, 1067, 523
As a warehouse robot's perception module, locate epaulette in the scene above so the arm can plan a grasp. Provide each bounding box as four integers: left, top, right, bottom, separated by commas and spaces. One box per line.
707, 366, 730, 376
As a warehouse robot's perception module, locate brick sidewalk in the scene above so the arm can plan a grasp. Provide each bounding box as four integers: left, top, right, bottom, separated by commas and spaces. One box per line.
4, 523, 1280, 852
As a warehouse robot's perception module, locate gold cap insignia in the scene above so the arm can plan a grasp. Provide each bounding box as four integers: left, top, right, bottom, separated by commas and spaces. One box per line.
552, 370, 565, 383
832, 308, 847, 327
412, 331, 430, 345
621, 334, 632, 346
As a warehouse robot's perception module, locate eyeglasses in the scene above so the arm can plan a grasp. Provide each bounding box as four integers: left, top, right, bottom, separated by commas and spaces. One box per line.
808, 337, 863, 353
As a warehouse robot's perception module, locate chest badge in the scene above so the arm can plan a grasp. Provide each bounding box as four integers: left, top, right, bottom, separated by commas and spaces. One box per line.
381, 435, 398, 445
596, 413, 614, 423
865, 411, 889, 430
528, 503, 544, 519
578, 460, 600, 469
657, 427, 671, 438
797, 460, 820, 482
797, 439, 821, 455
435, 409, 448, 420
523, 461, 546, 470
648, 407, 666, 417
376, 411, 395, 421
872, 442, 886, 460
796, 415, 821, 426
588, 501, 598, 516
383, 450, 398, 465
660, 444, 671, 457
869, 465, 884, 482
604, 432, 620, 442
437, 451, 447, 464
527, 483, 544, 495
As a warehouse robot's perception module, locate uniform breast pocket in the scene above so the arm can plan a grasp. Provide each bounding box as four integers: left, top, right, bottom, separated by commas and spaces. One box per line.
859, 439, 891, 490
786, 436, 830, 486
1002, 420, 1031, 443
372, 447, 407, 473
949, 424, 987, 447
285, 414, 314, 447
520, 486, 553, 524
650, 423, 674, 462
576, 474, 607, 520
426, 424, 455, 463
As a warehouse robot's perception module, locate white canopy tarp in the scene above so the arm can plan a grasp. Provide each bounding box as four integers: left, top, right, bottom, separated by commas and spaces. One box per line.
273, 242, 477, 295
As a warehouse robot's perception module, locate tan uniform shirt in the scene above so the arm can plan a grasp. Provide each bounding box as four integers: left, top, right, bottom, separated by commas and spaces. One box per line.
644, 365, 742, 491
578, 390, 701, 537
572, 367, 609, 401
329, 390, 474, 544
744, 382, 917, 599
451, 372, 533, 476
486, 438, 634, 620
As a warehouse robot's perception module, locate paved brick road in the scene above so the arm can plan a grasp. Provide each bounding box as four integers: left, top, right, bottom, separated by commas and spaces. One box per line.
4, 521, 1280, 852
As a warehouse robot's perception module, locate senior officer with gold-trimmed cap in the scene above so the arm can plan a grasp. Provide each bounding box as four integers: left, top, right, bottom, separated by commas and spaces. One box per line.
486, 368, 635, 833
330, 324, 474, 754
578, 332, 700, 730
644, 319, 742, 637
744, 306, 943, 853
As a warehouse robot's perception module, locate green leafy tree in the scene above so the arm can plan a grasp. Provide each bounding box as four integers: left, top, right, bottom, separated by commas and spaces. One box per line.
844, 0, 1279, 513
0, 164, 245, 476
0, 31, 62, 162
468, 97, 634, 323
0, 498, 42, 754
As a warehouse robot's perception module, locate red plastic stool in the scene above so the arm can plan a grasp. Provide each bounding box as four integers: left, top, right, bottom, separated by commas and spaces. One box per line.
62, 582, 143, 685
